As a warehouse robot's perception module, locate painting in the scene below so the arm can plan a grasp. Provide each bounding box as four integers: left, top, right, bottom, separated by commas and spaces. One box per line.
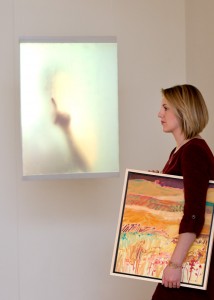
111, 169, 214, 290
19, 36, 119, 179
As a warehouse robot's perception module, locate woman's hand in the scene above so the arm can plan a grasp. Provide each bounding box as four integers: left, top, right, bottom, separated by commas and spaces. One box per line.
162, 264, 182, 288
161, 232, 196, 289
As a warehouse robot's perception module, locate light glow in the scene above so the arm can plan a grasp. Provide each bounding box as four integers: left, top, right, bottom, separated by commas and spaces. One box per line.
20, 37, 119, 179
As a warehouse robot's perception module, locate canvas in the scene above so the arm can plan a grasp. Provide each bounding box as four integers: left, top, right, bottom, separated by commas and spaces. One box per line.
111, 169, 214, 290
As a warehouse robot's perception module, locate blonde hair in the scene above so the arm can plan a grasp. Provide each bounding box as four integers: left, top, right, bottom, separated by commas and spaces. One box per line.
161, 84, 209, 139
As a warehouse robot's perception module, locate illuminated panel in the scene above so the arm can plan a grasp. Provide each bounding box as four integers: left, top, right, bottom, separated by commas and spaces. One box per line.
19, 37, 119, 179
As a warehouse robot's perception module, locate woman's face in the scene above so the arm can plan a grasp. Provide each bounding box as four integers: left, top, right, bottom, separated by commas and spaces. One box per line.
158, 97, 181, 135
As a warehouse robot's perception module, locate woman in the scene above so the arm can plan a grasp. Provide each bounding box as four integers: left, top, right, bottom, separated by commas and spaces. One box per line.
152, 84, 214, 300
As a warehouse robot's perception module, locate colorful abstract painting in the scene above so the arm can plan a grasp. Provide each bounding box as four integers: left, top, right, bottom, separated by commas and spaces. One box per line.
111, 169, 214, 290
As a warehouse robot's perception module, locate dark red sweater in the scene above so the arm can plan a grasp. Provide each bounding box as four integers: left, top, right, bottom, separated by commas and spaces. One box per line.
152, 138, 214, 300
163, 138, 214, 237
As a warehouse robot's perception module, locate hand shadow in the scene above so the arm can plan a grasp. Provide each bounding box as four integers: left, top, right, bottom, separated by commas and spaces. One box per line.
51, 97, 90, 172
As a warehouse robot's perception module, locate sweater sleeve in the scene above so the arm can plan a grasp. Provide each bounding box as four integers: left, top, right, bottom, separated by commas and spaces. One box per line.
179, 144, 210, 237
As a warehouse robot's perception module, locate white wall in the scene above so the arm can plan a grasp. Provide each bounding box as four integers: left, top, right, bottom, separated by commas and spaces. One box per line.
0, 1, 19, 300
1, 1, 187, 300
186, 0, 214, 151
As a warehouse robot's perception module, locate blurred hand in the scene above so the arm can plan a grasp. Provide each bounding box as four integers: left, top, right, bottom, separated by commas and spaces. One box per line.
51, 98, 71, 131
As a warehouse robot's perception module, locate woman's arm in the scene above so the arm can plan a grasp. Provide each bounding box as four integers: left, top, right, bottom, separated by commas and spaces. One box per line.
162, 232, 196, 288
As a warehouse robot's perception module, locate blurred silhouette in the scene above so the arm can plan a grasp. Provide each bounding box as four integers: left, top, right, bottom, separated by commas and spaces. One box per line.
51, 97, 90, 172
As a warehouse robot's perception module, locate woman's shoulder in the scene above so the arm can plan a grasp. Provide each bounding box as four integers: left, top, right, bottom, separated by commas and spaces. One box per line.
181, 138, 214, 177
183, 138, 213, 155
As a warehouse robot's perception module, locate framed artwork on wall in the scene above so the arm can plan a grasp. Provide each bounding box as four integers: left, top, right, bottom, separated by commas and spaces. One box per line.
111, 169, 214, 290
19, 36, 119, 179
